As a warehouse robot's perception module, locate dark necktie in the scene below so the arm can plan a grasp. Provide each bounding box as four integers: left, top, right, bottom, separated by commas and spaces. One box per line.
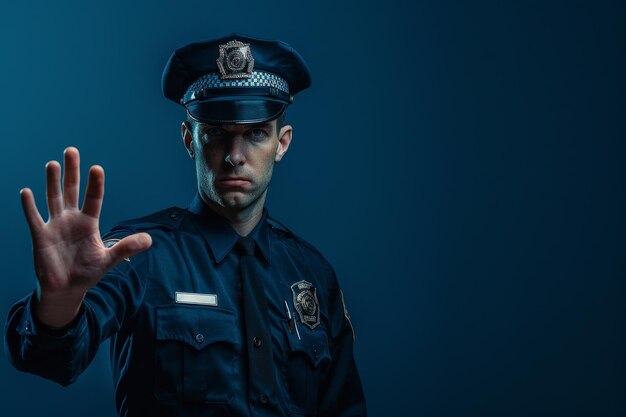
236, 236, 277, 408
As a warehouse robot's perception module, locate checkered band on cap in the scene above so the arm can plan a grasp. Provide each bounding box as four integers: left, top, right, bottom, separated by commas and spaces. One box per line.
183, 70, 290, 103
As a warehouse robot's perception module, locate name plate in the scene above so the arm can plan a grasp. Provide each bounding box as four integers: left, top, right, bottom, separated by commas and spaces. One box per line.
175, 292, 218, 306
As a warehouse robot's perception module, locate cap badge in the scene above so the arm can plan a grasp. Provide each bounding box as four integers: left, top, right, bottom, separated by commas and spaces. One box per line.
291, 280, 320, 329
216, 40, 255, 79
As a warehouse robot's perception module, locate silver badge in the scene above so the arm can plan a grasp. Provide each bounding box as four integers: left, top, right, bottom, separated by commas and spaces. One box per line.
291, 280, 320, 329
216, 40, 255, 79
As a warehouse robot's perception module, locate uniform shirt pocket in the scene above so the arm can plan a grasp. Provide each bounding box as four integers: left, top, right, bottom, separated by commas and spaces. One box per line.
155, 304, 241, 404
281, 320, 331, 415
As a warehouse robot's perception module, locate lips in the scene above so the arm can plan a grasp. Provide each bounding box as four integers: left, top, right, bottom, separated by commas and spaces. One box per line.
217, 177, 251, 188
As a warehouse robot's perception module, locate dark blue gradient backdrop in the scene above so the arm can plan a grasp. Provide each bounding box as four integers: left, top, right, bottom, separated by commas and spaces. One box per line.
1, 1, 624, 416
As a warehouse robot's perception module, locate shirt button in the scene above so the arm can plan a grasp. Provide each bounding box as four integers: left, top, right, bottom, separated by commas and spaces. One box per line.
253, 336, 262, 348
195, 333, 204, 344
313, 344, 319, 359
169, 211, 180, 220
259, 394, 268, 404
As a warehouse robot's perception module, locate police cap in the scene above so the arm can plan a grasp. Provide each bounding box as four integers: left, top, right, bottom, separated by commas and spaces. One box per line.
162, 33, 311, 125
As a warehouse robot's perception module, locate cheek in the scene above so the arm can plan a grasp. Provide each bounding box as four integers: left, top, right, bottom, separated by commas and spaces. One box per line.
195, 153, 221, 184
258, 152, 277, 180
199, 147, 223, 170
250, 145, 274, 166
258, 140, 279, 165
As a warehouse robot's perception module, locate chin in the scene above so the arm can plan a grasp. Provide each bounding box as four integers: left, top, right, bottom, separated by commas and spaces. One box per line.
219, 193, 253, 209
206, 185, 266, 211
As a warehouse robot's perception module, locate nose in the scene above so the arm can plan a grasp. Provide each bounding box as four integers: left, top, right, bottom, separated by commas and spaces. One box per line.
226, 136, 246, 166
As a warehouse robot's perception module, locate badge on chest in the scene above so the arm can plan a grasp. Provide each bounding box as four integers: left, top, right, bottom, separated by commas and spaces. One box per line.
290, 280, 320, 329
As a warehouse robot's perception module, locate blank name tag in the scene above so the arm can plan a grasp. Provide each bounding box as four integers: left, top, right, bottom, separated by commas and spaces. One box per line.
175, 292, 218, 306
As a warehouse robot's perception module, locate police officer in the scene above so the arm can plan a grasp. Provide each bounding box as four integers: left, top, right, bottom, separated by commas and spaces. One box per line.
5, 33, 366, 417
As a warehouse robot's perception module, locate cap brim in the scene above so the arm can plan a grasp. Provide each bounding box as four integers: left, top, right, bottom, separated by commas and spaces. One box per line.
186, 97, 286, 125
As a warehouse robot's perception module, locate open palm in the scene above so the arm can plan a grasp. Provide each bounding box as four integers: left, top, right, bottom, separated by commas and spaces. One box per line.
20, 147, 152, 324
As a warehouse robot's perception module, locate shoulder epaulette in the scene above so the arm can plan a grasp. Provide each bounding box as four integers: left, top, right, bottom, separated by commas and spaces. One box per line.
267, 216, 294, 237
267, 216, 329, 265
110, 207, 187, 233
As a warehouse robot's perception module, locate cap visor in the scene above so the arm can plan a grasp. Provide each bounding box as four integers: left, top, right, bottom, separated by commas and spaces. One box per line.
187, 98, 286, 125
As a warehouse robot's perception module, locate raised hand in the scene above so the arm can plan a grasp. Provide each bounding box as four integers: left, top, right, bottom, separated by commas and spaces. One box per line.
19, 147, 152, 327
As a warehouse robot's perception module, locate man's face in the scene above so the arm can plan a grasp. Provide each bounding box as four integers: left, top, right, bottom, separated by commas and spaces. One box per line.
182, 118, 292, 213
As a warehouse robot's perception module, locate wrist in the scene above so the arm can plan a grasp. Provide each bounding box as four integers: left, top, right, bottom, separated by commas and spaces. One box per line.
35, 287, 86, 329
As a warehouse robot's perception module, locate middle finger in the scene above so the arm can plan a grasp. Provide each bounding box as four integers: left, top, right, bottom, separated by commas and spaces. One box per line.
63, 147, 80, 209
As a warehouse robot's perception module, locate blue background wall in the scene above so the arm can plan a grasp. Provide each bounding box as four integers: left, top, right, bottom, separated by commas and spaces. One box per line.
1, 1, 624, 416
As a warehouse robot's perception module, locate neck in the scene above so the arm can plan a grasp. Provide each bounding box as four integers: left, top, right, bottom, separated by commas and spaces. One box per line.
200, 191, 267, 236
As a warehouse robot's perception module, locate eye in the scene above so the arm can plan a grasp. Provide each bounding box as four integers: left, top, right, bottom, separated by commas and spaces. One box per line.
248, 128, 269, 140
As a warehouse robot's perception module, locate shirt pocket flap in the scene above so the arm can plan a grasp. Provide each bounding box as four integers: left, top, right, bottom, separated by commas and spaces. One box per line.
156, 304, 239, 351
283, 320, 331, 368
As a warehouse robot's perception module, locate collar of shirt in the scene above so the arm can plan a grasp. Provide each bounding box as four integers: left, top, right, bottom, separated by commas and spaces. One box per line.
187, 193, 272, 266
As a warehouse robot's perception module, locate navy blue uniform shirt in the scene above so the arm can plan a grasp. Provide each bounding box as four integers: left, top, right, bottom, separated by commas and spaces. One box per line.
4, 194, 366, 417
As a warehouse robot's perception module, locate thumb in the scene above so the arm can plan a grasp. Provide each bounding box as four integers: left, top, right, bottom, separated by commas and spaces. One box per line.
106, 233, 152, 267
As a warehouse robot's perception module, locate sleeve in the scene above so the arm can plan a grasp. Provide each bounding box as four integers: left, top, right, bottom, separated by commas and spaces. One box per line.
3, 229, 148, 387
318, 268, 367, 417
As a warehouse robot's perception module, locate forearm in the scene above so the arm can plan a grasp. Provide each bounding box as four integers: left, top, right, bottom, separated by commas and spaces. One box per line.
4, 291, 90, 386
318, 329, 367, 417
5, 247, 145, 386
318, 283, 367, 416
35, 286, 86, 329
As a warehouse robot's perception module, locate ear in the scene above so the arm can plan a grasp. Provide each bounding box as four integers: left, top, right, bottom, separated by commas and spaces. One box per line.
275, 124, 293, 163
181, 122, 194, 159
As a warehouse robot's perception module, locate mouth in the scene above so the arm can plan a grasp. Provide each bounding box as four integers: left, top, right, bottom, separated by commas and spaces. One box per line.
216, 177, 251, 188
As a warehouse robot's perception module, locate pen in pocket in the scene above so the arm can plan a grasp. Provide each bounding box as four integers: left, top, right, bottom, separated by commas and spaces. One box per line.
283, 300, 301, 340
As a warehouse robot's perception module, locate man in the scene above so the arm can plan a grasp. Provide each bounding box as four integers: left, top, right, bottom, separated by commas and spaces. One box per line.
4, 34, 366, 417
